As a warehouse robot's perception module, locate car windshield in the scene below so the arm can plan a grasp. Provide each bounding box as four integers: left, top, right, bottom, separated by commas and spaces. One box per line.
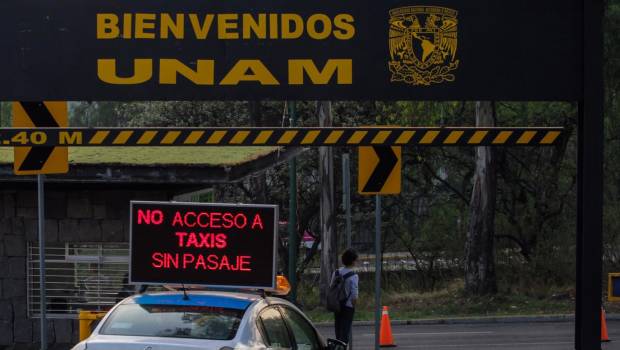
99, 304, 245, 340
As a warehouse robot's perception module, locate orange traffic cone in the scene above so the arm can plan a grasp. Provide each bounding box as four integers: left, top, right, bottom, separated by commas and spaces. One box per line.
602, 307, 611, 342
380, 306, 396, 347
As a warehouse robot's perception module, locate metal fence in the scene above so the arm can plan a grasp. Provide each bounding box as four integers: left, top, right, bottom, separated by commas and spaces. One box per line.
27, 243, 129, 319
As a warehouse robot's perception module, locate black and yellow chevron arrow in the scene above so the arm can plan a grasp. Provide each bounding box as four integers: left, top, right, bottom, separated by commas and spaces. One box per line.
12, 102, 68, 175
0, 127, 563, 147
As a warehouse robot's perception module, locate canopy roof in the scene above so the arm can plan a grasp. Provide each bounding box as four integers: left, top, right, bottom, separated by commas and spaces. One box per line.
0, 146, 300, 186
0, 147, 277, 166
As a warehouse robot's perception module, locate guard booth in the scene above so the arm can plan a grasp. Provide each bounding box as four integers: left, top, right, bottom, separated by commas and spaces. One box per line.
0, 146, 297, 347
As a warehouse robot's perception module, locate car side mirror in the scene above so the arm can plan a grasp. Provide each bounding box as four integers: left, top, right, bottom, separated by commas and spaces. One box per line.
327, 338, 347, 350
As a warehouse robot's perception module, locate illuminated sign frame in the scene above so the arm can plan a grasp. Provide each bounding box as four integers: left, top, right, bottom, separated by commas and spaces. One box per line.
608, 273, 620, 302
129, 201, 279, 290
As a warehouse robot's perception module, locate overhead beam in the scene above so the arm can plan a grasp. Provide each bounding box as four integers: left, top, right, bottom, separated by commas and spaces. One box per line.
0, 127, 564, 147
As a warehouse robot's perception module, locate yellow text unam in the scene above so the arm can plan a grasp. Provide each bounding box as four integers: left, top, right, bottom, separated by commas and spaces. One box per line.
97, 59, 353, 85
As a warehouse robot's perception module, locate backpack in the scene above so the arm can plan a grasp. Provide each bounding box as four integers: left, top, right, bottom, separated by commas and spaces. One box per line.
326, 270, 356, 313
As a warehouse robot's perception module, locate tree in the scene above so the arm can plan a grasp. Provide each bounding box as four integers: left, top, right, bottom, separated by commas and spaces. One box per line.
464, 101, 498, 295
65, 98, 587, 295
318, 101, 338, 304
0, 102, 10, 127
248, 101, 268, 204
603, 0, 620, 271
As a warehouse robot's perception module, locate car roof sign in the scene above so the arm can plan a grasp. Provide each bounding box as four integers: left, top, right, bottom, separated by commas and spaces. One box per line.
129, 201, 278, 290
132, 294, 251, 310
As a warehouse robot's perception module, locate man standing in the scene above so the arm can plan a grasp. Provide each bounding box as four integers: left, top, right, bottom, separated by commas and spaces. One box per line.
331, 249, 359, 345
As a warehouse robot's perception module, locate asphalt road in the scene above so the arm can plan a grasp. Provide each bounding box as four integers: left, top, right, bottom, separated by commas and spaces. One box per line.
317, 321, 620, 349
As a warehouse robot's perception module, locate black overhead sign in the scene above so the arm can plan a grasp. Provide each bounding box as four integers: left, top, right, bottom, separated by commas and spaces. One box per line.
130, 201, 278, 289
0, 0, 582, 101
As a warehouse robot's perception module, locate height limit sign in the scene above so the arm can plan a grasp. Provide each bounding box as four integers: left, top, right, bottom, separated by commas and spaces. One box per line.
358, 146, 401, 195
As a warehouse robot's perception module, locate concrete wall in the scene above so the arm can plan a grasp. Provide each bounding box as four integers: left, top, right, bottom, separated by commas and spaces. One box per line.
0, 188, 171, 349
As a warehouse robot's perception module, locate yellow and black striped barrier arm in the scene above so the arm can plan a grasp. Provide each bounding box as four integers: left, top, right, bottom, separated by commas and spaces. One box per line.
0, 127, 563, 147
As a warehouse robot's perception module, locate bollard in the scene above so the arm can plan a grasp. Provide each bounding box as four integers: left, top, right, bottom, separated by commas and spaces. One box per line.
78, 311, 107, 341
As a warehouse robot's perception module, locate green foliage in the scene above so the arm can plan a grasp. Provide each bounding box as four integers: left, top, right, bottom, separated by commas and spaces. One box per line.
0, 102, 10, 127
301, 280, 574, 322
71, 102, 122, 126
492, 102, 576, 285
67, 99, 581, 292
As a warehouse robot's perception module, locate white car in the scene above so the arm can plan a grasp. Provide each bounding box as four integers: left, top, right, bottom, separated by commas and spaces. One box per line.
71, 290, 346, 350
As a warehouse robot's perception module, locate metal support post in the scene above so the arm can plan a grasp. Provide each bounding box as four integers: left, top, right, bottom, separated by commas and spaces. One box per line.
288, 101, 298, 301
374, 194, 381, 350
575, 0, 603, 348
37, 175, 47, 350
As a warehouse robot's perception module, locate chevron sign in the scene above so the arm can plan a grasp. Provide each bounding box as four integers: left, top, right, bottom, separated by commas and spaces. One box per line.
13, 101, 68, 175
358, 146, 402, 195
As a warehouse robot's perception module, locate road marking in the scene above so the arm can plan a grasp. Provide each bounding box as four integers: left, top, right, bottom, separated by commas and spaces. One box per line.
397, 341, 573, 348
355, 341, 573, 349
362, 331, 494, 337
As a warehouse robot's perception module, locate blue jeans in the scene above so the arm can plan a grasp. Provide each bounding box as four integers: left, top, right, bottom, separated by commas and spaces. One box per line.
335, 306, 355, 345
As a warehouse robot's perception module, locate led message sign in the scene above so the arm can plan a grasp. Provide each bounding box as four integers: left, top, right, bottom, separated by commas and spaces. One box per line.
0, 0, 582, 101
130, 201, 278, 289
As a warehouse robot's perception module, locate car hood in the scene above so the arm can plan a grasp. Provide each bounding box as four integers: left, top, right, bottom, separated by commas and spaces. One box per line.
84, 335, 235, 350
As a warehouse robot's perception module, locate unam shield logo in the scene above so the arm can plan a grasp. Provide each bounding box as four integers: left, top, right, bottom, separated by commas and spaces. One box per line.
389, 6, 459, 86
